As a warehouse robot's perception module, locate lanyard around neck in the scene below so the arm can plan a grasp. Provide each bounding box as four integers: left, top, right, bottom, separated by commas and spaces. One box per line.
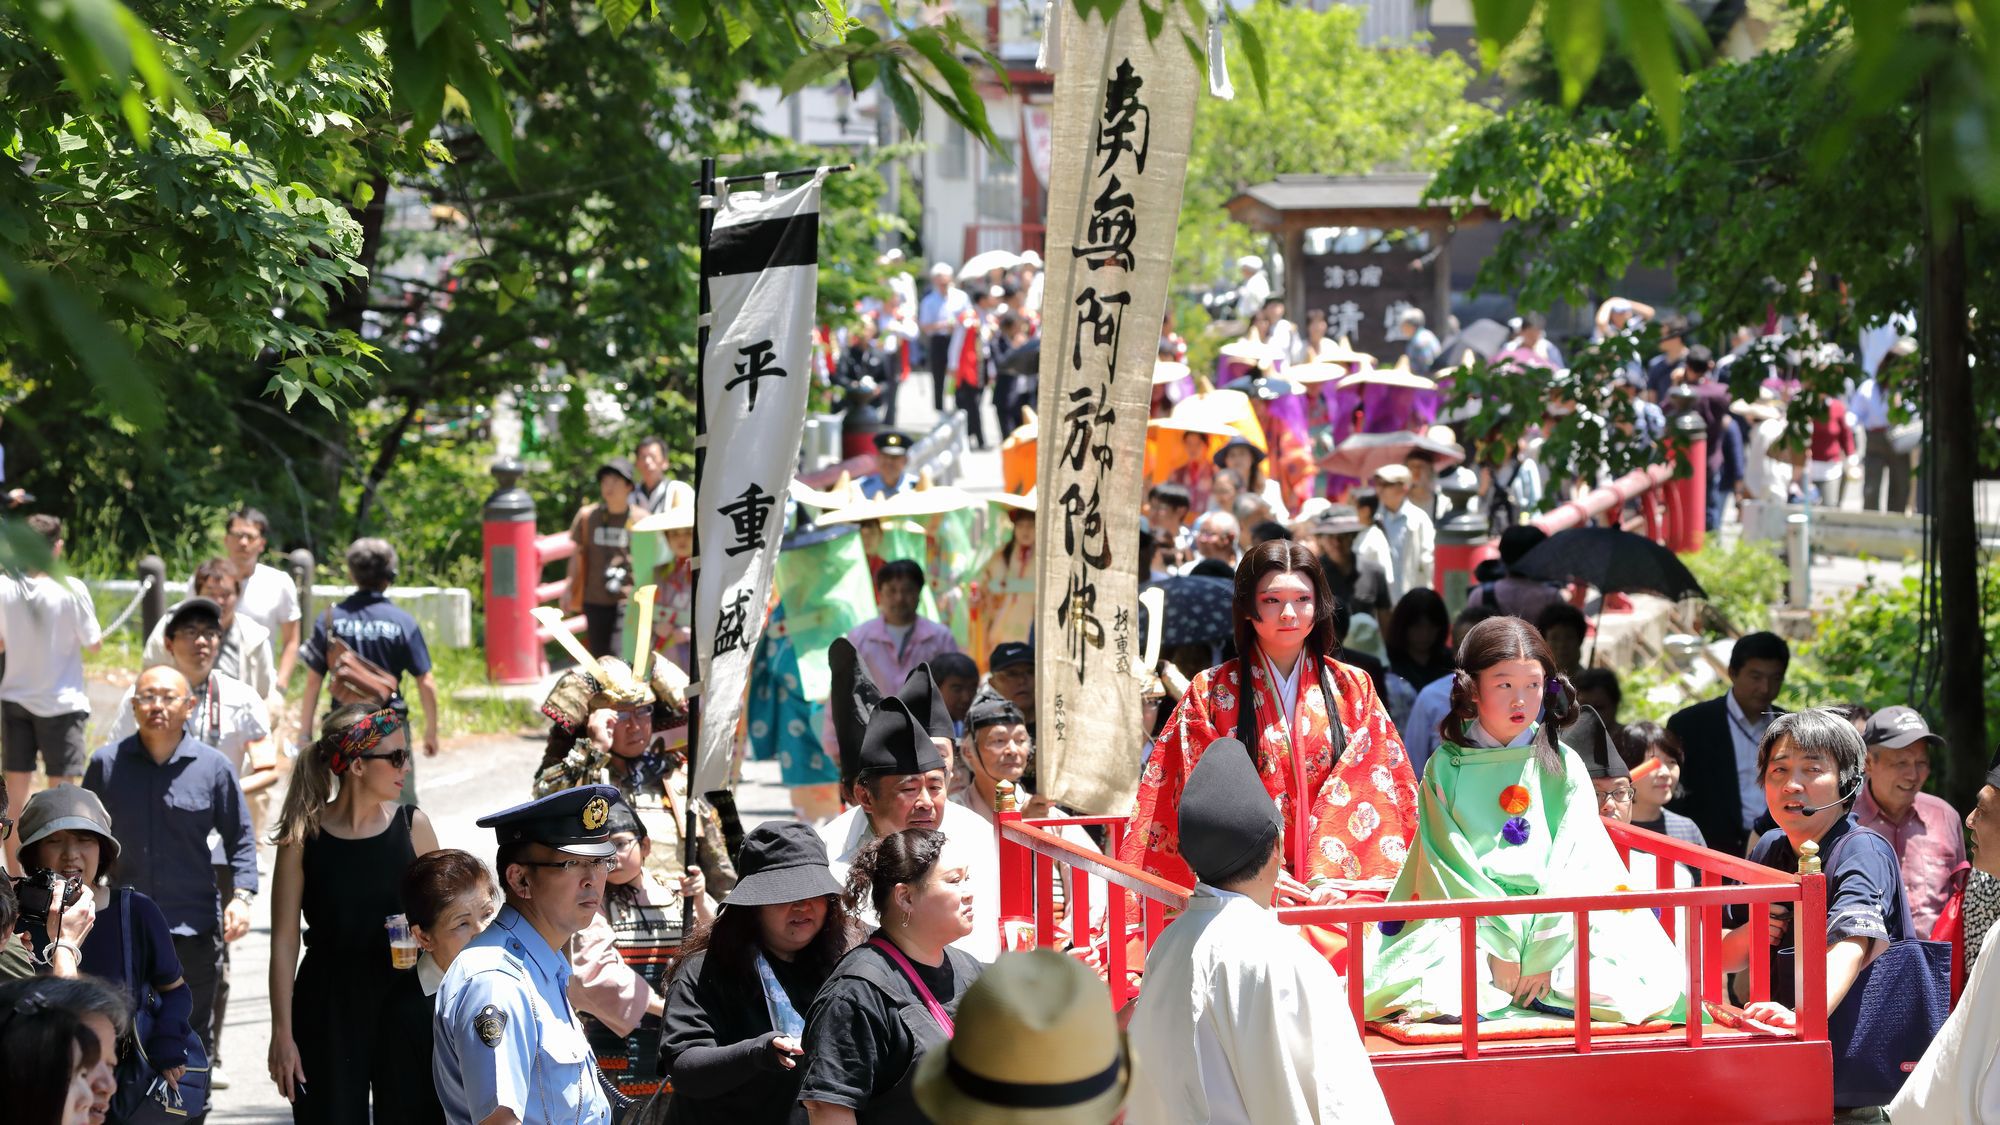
868, 937, 953, 1035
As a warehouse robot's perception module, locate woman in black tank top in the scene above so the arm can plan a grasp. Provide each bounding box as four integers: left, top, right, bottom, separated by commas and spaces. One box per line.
266, 703, 445, 1124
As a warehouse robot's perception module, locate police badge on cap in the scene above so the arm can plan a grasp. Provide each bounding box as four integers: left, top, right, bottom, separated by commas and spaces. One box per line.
476, 785, 621, 858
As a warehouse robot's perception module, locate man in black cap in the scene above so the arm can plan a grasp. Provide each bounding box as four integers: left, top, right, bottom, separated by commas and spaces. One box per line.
951, 690, 1105, 933
435, 784, 620, 1125
985, 641, 1035, 735
565, 458, 643, 658
1125, 739, 1392, 1123
1567, 705, 1636, 825
1855, 705, 1964, 935
817, 683, 999, 960
856, 431, 917, 499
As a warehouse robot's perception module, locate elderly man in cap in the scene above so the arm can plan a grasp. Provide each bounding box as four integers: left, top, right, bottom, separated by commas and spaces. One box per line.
819, 669, 1000, 960
1357, 463, 1434, 601
1855, 706, 1964, 935
1125, 739, 1392, 1124
855, 431, 918, 500
1574, 705, 1638, 825
565, 457, 643, 658
534, 656, 735, 900
435, 785, 622, 1125
1889, 747, 2000, 1122
952, 691, 1103, 936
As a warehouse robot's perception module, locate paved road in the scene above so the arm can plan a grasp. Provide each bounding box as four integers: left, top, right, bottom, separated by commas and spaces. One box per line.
207, 730, 796, 1124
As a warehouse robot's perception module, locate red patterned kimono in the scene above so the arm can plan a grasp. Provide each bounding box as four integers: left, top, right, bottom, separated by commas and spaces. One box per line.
1119, 654, 1419, 972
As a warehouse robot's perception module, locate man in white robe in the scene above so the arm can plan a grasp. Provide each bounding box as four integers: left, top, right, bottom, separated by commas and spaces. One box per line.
1889, 755, 2000, 1122
817, 666, 1001, 961
1125, 737, 1394, 1125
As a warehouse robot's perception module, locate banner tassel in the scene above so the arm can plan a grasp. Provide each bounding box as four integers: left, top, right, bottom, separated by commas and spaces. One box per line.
1207, 10, 1234, 100
1036, 0, 1062, 73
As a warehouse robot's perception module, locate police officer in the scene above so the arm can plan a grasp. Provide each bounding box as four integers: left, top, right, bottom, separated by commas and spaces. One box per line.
856, 432, 917, 499
435, 785, 618, 1125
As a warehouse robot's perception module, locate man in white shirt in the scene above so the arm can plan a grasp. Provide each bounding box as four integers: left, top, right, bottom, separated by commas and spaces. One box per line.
1125, 738, 1392, 1124
141, 558, 279, 699
917, 263, 971, 415
0, 514, 100, 871
818, 668, 999, 961
223, 507, 301, 691
1232, 256, 1271, 320
1367, 464, 1435, 601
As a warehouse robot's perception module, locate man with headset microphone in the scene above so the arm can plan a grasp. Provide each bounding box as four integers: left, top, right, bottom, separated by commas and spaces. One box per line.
1714, 709, 1913, 1034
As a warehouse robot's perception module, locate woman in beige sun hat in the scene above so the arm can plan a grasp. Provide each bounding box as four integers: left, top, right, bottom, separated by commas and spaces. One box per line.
912, 950, 1131, 1125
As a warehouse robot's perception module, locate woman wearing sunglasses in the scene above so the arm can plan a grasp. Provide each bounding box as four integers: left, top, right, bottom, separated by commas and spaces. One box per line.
267, 703, 444, 1124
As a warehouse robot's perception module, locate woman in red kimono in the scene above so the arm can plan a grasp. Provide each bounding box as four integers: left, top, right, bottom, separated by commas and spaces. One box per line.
1120, 539, 1419, 972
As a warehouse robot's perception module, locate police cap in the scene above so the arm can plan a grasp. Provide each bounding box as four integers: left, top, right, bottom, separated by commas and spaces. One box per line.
476, 784, 621, 857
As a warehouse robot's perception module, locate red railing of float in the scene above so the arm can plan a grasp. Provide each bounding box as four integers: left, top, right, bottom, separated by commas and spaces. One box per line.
996, 809, 1832, 1113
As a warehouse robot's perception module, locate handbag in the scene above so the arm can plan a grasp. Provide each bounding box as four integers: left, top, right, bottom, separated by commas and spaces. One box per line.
1888, 420, 1924, 455
1775, 833, 1951, 1108
111, 889, 211, 1123
319, 608, 398, 706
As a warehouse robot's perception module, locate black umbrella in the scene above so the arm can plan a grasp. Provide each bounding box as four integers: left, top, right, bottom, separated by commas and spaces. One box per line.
1436, 317, 1512, 366
1138, 575, 1236, 648
1509, 527, 1706, 602
997, 337, 1041, 376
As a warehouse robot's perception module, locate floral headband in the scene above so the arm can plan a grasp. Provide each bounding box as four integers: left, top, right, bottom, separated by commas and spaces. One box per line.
323, 710, 404, 774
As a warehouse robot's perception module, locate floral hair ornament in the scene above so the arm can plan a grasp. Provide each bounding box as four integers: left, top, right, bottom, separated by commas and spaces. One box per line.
323, 709, 404, 774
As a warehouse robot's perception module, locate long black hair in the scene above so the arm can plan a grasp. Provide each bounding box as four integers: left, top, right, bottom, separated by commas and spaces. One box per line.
1230, 540, 1346, 764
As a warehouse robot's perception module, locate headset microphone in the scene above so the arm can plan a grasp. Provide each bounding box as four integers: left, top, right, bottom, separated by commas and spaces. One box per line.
1798, 782, 1863, 817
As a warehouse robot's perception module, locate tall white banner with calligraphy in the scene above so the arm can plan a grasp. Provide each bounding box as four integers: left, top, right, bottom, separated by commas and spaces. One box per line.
692, 175, 823, 797
1033, 3, 1200, 815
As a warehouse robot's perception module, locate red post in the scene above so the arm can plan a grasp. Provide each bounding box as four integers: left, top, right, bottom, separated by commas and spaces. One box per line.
1664, 412, 1708, 553
482, 461, 546, 684
996, 785, 1034, 952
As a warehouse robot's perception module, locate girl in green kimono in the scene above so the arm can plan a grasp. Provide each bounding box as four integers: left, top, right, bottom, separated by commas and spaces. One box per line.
1362, 616, 1688, 1024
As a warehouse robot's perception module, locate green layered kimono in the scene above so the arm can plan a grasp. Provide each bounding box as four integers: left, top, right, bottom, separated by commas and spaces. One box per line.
1361, 724, 1688, 1024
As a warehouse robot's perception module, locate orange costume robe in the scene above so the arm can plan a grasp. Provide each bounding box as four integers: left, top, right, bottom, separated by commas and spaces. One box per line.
1119, 655, 1419, 972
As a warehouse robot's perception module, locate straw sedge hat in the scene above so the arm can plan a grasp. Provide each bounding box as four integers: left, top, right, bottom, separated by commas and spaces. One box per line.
913, 950, 1131, 1125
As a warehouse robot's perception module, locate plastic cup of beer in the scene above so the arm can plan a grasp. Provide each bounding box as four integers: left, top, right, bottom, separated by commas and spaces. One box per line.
387, 913, 420, 970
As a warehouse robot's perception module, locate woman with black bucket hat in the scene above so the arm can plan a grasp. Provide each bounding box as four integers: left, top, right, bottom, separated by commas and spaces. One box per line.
660, 821, 853, 1124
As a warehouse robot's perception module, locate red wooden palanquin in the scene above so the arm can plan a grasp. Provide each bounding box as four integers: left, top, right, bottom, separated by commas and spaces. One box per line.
995, 803, 1834, 1124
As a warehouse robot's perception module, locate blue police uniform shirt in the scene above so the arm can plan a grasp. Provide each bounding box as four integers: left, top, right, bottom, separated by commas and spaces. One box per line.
434, 905, 610, 1125
856, 472, 917, 500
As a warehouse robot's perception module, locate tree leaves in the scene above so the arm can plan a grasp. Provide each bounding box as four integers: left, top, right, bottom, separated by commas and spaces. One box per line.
1232, 9, 1268, 108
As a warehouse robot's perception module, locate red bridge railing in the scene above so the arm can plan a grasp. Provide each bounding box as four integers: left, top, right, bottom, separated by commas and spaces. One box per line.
995, 805, 1834, 1122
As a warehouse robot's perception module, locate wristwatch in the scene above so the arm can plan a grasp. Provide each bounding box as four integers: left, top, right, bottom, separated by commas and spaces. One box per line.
232, 888, 257, 905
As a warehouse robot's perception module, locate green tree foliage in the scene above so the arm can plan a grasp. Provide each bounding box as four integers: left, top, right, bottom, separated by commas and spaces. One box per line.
4, 0, 906, 579
1790, 568, 2000, 768
1435, 11, 2000, 457
1171, 1, 1488, 299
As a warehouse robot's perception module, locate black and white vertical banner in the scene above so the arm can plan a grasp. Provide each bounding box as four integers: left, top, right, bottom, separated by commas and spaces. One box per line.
692, 171, 824, 796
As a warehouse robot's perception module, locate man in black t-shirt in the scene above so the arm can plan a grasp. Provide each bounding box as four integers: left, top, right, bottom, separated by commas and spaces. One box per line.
296, 537, 439, 765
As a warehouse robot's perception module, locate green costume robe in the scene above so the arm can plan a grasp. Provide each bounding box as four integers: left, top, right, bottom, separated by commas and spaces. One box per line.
1362, 723, 1688, 1024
